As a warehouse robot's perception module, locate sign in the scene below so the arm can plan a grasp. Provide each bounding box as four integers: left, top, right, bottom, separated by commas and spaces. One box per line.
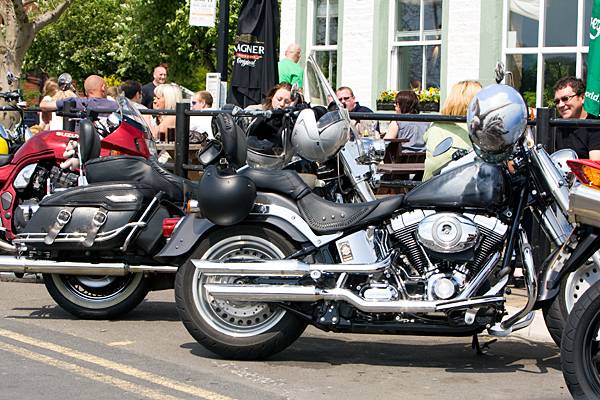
585, 0, 600, 116
206, 73, 222, 107
189, 0, 216, 27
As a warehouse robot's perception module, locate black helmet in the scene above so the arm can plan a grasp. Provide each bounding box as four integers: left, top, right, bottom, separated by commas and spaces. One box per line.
198, 165, 256, 226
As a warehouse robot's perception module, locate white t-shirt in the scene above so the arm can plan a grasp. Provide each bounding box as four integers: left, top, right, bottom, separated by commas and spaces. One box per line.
189, 108, 214, 140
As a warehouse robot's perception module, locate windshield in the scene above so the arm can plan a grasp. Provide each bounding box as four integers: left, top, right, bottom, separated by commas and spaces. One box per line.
116, 96, 152, 139
303, 55, 351, 124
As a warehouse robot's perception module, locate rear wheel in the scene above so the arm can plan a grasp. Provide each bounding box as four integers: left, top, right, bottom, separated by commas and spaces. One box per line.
561, 280, 600, 399
43, 273, 149, 319
175, 225, 306, 360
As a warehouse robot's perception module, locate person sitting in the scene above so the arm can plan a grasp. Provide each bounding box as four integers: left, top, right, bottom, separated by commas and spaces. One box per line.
336, 86, 378, 137
189, 90, 214, 141
422, 80, 482, 181
152, 83, 182, 142
247, 83, 293, 153
384, 90, 429, 152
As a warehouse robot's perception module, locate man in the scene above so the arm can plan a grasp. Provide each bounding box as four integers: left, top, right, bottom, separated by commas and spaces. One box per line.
141, 65, 167, 109
40, 75, 116, 112
189, 91, 214, 140
278, 43, 304, 88
553, 76, 600, 160
336, 86, 378, 137
120, 80, 144, 108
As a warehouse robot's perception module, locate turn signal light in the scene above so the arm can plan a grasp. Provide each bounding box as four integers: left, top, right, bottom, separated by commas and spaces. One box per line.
109, 150, 123, 156
567, 160, 600, 189
162, 217, 181, 238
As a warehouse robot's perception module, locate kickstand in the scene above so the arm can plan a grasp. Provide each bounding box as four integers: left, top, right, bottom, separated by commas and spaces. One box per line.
471, 334, 497, 355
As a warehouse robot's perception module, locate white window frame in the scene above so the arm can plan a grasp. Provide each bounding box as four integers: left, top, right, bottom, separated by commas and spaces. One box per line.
387, 0, 443, 90
502, 0, 589, 107
307, 0, 339, 86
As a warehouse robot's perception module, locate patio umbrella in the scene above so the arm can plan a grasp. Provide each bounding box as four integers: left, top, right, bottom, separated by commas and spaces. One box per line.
227, 0, 280, 108
585, 0, 600, 116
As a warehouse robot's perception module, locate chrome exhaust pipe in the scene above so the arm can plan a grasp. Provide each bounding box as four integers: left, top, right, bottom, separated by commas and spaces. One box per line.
192, 256, 391, 277
0, 255, 176, 276
203, 283, 505, 314
0, 238, 16, 253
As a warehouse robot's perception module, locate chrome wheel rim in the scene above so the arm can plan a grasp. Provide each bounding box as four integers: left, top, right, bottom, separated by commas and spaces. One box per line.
192, 235, 287, 338
51, 273, 143, 309
565, 262, 600, 312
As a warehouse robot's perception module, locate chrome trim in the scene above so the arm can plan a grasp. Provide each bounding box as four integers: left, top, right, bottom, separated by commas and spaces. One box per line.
203, 283, 505, 314
14, 222, 146, 244
339, 140, 377, 202
569, 184, 600, 229
530, 145, 570, 214
0, 238, 16, 253
456, 252, 501, 300
13, 163, 37, 189
121, 196, 160, 251
192, 255, 392, 276
0, 255, 176, 275
537, 205, 572, 246
251, 203, 342, 247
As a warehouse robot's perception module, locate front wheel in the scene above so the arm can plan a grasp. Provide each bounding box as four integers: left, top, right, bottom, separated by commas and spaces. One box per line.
43, 273, 150, 319
175, 225, 307, 360
543, 261, 600, 346
561, 280, 600, 399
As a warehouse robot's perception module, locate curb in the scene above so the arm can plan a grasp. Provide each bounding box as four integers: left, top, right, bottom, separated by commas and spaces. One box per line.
0, 272, 43, 284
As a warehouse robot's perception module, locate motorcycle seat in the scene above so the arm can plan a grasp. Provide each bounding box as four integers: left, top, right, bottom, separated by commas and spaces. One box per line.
85, 156, 199, 204
296, 192, 405, 234
239, 168, 311, 200
0, 154, 13, 167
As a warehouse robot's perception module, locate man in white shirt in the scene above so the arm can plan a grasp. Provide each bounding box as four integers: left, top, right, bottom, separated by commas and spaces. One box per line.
189, 91, 214, 140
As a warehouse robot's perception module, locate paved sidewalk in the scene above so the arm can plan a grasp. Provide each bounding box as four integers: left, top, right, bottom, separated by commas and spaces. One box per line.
0, 272, 43, 283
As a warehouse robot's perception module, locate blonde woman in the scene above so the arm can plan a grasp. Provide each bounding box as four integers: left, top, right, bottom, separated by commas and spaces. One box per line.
152, 83, 182, 141
40, 79, 79, 131
422, 80, 482, 180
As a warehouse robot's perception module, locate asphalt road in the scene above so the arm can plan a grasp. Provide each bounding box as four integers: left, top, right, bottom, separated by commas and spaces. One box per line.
0, 276, 571, 400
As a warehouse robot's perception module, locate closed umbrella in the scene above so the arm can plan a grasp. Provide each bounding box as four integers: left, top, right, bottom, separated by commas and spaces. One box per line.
585, 0, 600, 116
227, 0, 280, 108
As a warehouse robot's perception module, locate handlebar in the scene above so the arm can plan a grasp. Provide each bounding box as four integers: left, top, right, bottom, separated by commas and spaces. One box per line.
0, 91, 22, 102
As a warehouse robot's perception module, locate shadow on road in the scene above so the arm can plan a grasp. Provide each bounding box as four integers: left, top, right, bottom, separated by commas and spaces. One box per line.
6, 300, 180, 321
182, 334, 560, 374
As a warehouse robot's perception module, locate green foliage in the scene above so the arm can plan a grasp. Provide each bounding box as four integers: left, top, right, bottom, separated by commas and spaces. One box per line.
23, 0, 242, 92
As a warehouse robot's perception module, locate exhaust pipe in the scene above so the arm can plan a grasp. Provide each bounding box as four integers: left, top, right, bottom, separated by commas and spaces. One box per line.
192, 256, 391, 277
0, 238, 16, 253
203, 284, 505, 313
0, 255, 176, 276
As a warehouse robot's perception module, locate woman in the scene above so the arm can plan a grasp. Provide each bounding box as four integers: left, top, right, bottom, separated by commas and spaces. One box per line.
384, 90, 429, 152
246, 83, 294, 150
422, 80, 482, 180
262, 82, 293, 110
152, 83, 182, 141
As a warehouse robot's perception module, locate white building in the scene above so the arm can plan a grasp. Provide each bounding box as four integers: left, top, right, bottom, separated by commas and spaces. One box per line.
280, 0, 593, 110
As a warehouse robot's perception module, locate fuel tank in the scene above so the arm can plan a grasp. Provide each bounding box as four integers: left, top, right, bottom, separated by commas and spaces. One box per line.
404, 159, 510, 211
10, 129, 75, 164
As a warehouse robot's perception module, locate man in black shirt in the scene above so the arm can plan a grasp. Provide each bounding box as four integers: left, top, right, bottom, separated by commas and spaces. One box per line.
553, 76, 600, 160
141, 65, 167, 109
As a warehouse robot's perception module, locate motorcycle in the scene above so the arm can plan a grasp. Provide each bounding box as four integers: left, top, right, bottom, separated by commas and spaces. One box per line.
167, 58, 592, 360
555, 159, 600, 399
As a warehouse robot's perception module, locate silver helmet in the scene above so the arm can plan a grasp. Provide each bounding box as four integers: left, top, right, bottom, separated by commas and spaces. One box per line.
467, 84, 528, 162
291, 109, 350, 162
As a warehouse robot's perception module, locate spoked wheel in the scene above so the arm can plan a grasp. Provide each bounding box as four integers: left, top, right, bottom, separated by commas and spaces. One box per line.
43, 273, 150, 319
175, 225, 307, 360
561, 280, 600, 399
543, 261, 600, 346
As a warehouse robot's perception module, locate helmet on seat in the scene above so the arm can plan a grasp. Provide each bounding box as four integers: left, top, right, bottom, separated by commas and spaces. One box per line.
291, 109, 350, 163
467, 85, 528, 162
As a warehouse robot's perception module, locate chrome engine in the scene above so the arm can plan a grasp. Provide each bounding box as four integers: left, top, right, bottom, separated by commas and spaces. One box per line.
385, 210, 508, 301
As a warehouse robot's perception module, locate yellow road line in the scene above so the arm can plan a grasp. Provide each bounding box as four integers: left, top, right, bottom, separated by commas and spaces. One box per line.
0, 341, 185, 400
0, 328, 235, 400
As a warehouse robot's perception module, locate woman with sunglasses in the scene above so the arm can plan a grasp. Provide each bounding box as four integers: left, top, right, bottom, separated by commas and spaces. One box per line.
553, 76, 600, 160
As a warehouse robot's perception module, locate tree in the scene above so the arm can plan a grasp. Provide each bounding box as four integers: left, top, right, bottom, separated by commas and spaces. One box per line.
0, 0, 74, 91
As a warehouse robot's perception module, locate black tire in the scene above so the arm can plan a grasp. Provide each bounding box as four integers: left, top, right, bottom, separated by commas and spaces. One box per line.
543, 261, 600, 346
43, 273, 150, 319
175, 225, 307, 360
561, 280, 600, 399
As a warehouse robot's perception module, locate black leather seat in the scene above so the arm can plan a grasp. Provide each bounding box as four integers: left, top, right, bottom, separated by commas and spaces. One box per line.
78, 119, 101, 164
239, 168, 311, 200
85, 156, 198, 203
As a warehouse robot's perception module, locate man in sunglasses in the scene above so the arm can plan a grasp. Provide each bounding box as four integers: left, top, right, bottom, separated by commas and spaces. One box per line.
189, 91, 214, 140
553, 76, 600, 160
336, 86, 379, 137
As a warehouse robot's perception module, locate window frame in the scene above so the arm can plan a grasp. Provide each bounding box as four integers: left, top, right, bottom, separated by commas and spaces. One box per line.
502, 0, 590, 107
387, 0, 443, 90
307, 0, 339, 87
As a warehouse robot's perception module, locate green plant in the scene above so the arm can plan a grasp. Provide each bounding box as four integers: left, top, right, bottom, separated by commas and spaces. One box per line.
377, 90, 398, 103
414, 87, 440, 103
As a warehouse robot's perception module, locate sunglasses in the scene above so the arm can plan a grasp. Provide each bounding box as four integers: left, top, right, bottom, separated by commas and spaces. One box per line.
553, 93, 578, 105
338, 96, 353, 102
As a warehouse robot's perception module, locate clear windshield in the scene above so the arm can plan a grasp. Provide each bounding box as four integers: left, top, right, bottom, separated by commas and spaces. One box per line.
116, 96, 152, 140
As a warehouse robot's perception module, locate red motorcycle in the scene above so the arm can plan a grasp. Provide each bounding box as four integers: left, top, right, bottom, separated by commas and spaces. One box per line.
0, 96, 154, 251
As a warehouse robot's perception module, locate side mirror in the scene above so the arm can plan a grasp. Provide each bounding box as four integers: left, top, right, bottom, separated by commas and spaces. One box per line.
432, 137, 454, 157
58, 73, 73, 91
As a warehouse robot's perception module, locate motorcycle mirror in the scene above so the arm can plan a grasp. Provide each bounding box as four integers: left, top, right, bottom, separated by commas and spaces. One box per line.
291, 83, 302, 103
494, 61, 505, 84
58, 73, 73, 91
432, 137, 454, 157
6, 71, 17, 86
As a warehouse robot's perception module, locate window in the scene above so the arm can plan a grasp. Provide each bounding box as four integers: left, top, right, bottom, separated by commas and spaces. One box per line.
308, 0, 339, 87
503, 0, 592, 107
389, 0, 443, 91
